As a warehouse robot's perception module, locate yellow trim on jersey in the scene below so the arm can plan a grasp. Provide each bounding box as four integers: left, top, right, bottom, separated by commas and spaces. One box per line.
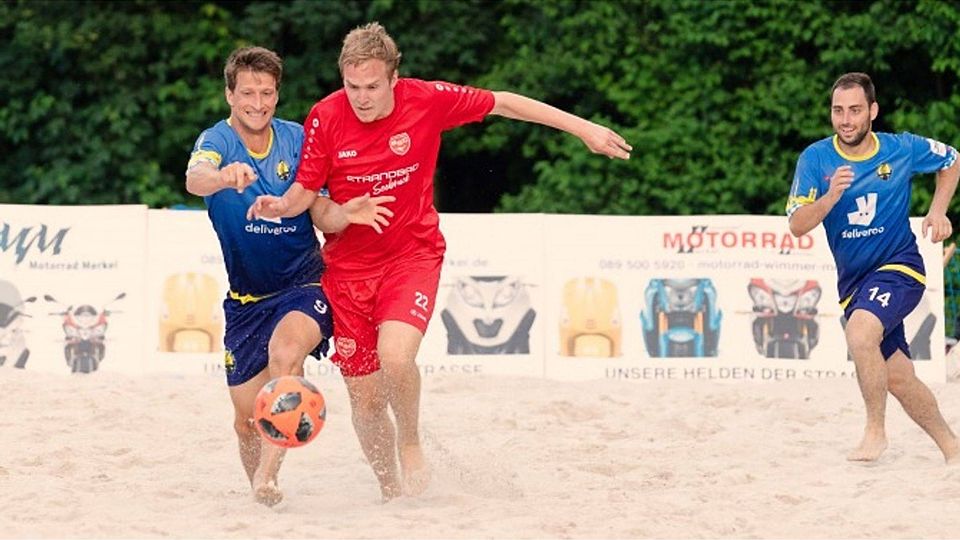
228, 290, 274, 305
226, 118, 274, 160
187, 150, 222, 169
838, 264, 926, 309
833, 132, 879, 162
786, 187, 818, 212
878, 264, 926, 284
228, 283, 320, 306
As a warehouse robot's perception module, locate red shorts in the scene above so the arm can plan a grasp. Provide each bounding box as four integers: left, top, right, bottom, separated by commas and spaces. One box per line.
321, 253, 442, 377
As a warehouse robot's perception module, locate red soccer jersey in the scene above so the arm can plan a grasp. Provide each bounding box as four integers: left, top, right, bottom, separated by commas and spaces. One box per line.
298, 78, 495, 279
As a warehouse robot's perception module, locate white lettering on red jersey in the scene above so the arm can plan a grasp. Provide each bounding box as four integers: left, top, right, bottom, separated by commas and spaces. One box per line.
298, 78, 495, 279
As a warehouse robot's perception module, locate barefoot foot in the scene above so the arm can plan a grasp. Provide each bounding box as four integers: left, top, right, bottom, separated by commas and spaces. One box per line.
380, 481, 402, 503
253, 480, 283, 507
847, 434, 888, 462
399, 443, 431, 496
943, 438, 960, 465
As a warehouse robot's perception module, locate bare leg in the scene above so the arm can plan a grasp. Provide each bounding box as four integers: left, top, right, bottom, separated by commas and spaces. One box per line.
845, 310, 889, 461
378, 321, 430, 495
344, 372, 402, 501
228, 371, 271, 482
887, 351, 960, 463
251, 311, 322, 506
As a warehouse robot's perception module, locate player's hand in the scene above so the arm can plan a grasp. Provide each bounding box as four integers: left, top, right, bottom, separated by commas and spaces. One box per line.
247, 195, 288, 221
580, 122, 632, 160
343, 194, 395, 234
827, 165, 854, 199
220, 162, 257, 193
922, 212, 953, 243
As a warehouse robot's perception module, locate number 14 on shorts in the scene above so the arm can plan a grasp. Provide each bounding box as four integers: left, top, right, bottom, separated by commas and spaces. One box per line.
867, 286, 891, 308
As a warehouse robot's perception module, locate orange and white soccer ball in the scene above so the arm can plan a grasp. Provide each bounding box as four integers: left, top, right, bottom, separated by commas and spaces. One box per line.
253, 375, 326, 448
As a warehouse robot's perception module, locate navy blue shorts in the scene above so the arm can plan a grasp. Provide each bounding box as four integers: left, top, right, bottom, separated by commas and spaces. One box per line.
842, 268, 925, 360
222, 283, 333, 386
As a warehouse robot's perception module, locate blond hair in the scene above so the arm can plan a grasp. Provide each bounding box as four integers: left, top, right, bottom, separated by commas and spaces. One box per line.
338, 22, 402, 75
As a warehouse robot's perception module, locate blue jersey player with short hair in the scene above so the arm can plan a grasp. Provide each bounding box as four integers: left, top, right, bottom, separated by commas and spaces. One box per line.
787, 72, 960, 464
185, 46, 393, 506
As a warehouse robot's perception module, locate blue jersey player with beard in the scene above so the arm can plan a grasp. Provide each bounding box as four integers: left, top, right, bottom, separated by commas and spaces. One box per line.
787, 72, 960, 465
185, 47, 393, 507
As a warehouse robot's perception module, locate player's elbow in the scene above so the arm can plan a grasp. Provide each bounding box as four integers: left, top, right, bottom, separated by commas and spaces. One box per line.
184, 174, 202, 197
788, 217, 809, 238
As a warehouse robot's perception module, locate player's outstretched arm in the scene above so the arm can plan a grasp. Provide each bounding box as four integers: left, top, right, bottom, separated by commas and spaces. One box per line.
923, 159, 960, 243
186, 162, 257, 196
490, 91, 632, 160
246, 182, 316, 221
310, 194, 395, 234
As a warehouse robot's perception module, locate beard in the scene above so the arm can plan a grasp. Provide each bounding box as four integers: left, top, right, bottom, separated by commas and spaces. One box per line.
836, 122, 871, 147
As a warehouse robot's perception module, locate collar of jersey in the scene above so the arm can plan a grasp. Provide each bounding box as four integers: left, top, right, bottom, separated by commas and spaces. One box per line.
833, 132, 879, 162
226, 118, 274, 160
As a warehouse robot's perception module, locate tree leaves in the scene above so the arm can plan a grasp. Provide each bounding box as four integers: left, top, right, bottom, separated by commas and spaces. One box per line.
1, 0, 958, 224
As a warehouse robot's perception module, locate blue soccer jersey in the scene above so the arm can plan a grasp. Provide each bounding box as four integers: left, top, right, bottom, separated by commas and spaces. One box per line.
787, 132, 957, 301
187, 118, 323, 297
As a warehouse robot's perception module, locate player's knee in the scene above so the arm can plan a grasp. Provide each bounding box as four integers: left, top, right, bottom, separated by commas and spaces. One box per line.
234, 414, 256, 438
350, 391, 388, 422
377, 347, 416, 369
845, 329, 879, 358
268, 337, 306, 375
886, 363, 916, 396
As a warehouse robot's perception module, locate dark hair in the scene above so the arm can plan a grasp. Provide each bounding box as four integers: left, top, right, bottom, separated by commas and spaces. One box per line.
224, 46, 283, 91
831, 72, 876, 104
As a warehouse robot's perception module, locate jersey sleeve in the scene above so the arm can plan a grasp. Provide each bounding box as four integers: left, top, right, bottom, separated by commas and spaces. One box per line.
296, 104, 331, 192
424, 80, 495, 131
186, 127, 228, 172
786, 148, 822, 218
903, 132, 958, 175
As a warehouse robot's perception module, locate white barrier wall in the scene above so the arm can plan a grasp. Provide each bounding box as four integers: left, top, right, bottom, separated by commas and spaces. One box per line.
0, 205, 147, 374
0, 205, 945, 382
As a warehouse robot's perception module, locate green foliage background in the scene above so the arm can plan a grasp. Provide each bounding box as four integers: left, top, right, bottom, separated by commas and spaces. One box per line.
1, 0, 959, 219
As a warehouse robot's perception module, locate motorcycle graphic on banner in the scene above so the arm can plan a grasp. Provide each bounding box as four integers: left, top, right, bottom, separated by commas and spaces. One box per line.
44, 292, 125, 373
747, 278, 822, 359
640, 278, 722, 358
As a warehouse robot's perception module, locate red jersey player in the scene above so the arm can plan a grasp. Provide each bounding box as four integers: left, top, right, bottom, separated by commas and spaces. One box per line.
248, 22, 632, 500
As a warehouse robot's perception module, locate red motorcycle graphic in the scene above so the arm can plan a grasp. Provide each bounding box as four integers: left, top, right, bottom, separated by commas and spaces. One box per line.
748, 279, 821, 359
45, 293, 125, 373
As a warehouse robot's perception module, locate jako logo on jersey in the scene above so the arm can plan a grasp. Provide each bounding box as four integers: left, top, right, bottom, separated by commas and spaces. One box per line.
876, 163, 892, 180
389, 132, 411, 156
927, 137, 947, 157
847, 193, 877, 226
335, 336, 357, 358
338, 150, 358, 159
276, 160, 291, 181
313, 299, 328, 315
0, 222, 70, 265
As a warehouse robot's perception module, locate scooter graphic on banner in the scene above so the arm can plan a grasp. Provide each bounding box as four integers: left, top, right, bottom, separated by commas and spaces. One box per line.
0, 280, 37, 369
45, 292, 125, 373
